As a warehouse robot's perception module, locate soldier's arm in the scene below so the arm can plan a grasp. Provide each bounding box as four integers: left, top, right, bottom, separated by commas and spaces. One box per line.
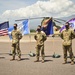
59, 31, 63, 39
11, 31, 13, 37
11, 32, 12, 36
18, 31, 22, 39
42, 32, 47, 41
71, 29, 75, 39
34, 34, 37, 40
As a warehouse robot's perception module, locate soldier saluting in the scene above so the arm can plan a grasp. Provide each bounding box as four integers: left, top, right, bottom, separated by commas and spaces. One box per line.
10, 24, 22, 61
60, 22, 75, 65
34, 25, 47, 63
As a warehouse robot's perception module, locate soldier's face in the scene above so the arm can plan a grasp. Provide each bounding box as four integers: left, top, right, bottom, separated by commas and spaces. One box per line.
14, 25, 17, 30
37, 27, 41, 32
65, 24, 69, 29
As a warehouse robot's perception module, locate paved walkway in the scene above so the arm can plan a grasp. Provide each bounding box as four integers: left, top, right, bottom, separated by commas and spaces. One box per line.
0, 36, 75, 75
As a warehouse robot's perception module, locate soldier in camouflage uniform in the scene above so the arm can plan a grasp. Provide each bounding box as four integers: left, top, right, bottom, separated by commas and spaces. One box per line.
60, 22, 75, 65
10, 24, 22, 61
34, 25, 47, 63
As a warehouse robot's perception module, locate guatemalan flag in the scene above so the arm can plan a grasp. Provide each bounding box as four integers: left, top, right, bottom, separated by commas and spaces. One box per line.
8, 19, 30, 39
0, 21, 9, 36
41, 17, 54, 35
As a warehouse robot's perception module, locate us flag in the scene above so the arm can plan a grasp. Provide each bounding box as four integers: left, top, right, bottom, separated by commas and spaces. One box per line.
0, 21, 9, 36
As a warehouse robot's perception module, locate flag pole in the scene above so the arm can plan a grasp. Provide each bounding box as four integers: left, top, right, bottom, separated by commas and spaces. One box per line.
52, 35, 55, 55
28, 21, 33, 54
29, 33, 31, 42
52, 18, 55, 55
7, 18, 12, 55
49, 17, 55, 54
28, 20, 31, 42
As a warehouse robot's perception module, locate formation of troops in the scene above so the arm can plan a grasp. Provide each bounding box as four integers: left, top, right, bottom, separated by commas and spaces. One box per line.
10, 22, 75, 65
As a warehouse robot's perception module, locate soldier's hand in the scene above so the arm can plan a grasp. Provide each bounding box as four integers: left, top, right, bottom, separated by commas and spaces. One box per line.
52, 35, 55, 37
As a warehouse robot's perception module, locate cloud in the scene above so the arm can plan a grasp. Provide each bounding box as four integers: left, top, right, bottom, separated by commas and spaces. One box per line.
0, 0, 75, 22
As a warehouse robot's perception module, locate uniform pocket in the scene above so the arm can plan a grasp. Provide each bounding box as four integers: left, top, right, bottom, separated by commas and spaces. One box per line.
12, 40, 18, 44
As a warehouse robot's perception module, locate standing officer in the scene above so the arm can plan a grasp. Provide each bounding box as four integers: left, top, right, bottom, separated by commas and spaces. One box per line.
10, 24, 22, 61
60, 22, 75, 65
34, 25, 47, 63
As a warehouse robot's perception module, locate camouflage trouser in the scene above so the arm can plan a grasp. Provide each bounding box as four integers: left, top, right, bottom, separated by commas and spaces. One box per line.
12, 42, 21, 58
63, 45, 74, 62
36, 45, 45, 60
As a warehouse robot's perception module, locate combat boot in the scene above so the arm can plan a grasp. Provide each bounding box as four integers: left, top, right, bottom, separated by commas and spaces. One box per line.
42, 60, 44, 63
71, 61, 74, 65
34, 58, 39, 62
62, 61, 67, 64
10, 56, 15, 61
34, 59, 39, 62
17, 56, 21, 61
34, 57, 39, 62
17, 58, 21, 61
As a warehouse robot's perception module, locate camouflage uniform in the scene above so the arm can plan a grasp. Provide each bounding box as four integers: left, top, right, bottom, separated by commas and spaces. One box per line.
11, 30, 22, 59
60, 29, 75, 62
34, 31, 47, 61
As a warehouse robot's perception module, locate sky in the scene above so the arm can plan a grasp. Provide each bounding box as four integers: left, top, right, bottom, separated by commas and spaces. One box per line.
0, 0, 75, 29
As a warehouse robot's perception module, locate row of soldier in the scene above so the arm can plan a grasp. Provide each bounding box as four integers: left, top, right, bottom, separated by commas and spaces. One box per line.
10, 22, 75, 65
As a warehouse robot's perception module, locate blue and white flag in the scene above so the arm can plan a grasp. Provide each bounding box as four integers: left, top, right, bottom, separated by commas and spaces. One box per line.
8, 19, 30, 39
8, 26, 14, 39
18, 19, 30, 35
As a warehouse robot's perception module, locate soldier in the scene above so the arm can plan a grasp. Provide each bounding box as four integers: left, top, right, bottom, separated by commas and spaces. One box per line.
10, 24, 22, 61
34, 25, 47, 63
60, 22, 75, 65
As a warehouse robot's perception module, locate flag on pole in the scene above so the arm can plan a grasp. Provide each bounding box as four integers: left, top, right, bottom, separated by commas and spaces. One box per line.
0, 21, 9, 36
8, 19, 30, 39
8, 26, 14, 39
68, 18, 75, 29
60, 25, 65, 32
60, 18, 75, 32
18, 19, 30, 35
41, 17, 54, 35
